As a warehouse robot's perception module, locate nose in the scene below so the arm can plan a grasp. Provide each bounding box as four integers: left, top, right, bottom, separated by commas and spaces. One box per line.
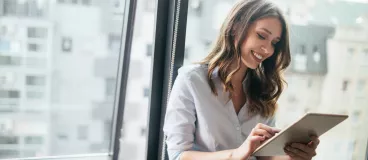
261, 45, 274, 55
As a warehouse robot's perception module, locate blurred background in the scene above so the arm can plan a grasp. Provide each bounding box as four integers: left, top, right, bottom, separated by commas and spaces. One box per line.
0, 0, 367, 160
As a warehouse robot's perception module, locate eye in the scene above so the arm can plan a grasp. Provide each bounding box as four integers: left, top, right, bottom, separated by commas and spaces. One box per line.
272, 42, 277, 47
257, 33, 266, 40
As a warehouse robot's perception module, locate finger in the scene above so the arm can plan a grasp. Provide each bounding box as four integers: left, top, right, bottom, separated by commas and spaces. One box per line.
249, 135, 265, 143
285, 145, 310, 159
255, 123, 277, 135
311, 136, 320, 147
251, 128, 273, 139
284, 148, 302, 160
272, 127, 281, 133
291, 143, 313, 155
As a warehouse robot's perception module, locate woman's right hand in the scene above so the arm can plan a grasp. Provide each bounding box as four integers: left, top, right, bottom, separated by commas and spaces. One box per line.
231, 123, 280, 160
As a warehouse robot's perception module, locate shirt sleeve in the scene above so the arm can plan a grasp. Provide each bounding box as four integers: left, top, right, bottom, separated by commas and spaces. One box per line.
163, 69, 197, 160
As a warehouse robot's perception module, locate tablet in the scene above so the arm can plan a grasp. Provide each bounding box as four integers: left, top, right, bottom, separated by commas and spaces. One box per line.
252, 113, 349, 156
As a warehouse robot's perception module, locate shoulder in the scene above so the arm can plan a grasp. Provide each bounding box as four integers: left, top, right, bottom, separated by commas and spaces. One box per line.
177, 64, 208, 83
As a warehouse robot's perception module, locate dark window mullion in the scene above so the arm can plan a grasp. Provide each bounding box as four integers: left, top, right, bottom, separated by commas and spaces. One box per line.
146, 0, 189, 159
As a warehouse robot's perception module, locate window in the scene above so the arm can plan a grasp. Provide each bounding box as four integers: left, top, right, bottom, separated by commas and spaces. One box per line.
0, 150, 19, 159
357, 80, 366, 93
28, 43, 43, 52
105, 78, 116, 97
0, 56, 21, 66
143, 87, 150, 97
342, 80, 349, 91
299, 44, 306, 55
0, 40, 11, 52
57, 134, 68, 140
294, 44, 307, 72
82, 0, 91, 5
308, 79, 313, 88
26, 75, 46, 86
0, 136, 18, 144
108, 34, 121, 54
312, 45, 321, 63
27, 27, 47, 38
348, 47, 355, 58
0, 90, 20, 98
25, 136, 43, 144
184, 47, 190, 59
146, 44, 153, 56
0, 0, 126, 159
351, 111, 361, 124
77, 125, 88, 140
61, 37, 72, 52
140, 127, 146, 137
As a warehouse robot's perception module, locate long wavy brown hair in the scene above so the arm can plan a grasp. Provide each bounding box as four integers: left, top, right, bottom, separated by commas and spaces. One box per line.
200, 0, 291, 118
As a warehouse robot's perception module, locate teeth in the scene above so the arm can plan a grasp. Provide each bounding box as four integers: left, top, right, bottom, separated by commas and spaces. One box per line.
252, 51, 263, 60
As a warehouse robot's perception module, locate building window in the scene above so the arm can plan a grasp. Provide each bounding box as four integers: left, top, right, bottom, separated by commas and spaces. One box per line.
140, 127, 146, 137
0, 40, 11, 52
105, 78, 116, 97
108, 34, 121, 54
0, 90, 20, 98
184, 47, 190, 59
0, 56, 21, 66
146, 44, 153, 56
28, 43, 42, 52
72, 0, 78, 4
58, 0, 65, 3
3, 0, 17, 15
0, 136, 19, 144
342, 80, 349, 91
294, 44, 307, 72
143, 87, 150, 97
82, 0, 91, 5
57, 134, 68, 140
26, 75, 46, 86
299, 44, 306, 55
357, 80, 365, 93
347, 47, 355, 58
312, 45, 321, 63
351, 111, 361, 124
308, 79, 313, 88
0, 150, 19, 158
77, 125, 88, 140
25, 136, 43, 144
62, 37, 73, 52
27, 27, 47, 38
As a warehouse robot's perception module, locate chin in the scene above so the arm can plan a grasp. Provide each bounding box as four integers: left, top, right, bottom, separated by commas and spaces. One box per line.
243, 62, 258, 69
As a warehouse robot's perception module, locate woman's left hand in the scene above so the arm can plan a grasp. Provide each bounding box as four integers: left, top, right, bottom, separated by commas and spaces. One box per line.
283, 136, 320, 160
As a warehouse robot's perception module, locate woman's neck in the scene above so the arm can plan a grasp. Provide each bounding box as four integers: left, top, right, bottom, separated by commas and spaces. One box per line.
229, 61, 248, 89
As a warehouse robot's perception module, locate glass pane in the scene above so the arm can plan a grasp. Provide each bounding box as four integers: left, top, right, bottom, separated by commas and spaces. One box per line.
118, 0, 157, 160
184, 0, 368, 160
0, 0, 126, 159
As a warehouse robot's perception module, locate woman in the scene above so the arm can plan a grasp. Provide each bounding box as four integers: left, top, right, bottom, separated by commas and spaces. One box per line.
163, 0, 319, 160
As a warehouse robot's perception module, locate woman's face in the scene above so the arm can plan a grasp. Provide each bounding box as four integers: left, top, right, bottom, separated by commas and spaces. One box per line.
239, 17, 282, 69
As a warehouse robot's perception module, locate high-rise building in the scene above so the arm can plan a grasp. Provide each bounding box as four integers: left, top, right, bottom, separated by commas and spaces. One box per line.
0, 0, 52, 158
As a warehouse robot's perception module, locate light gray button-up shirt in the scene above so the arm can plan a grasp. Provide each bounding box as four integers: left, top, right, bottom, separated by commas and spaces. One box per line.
163, 64, 276, 160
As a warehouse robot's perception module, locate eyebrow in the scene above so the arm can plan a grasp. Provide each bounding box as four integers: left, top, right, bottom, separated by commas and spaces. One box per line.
261, 28, 280, 40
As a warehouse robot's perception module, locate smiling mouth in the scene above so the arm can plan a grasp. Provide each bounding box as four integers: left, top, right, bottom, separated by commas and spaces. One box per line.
251, 50, 263, 60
